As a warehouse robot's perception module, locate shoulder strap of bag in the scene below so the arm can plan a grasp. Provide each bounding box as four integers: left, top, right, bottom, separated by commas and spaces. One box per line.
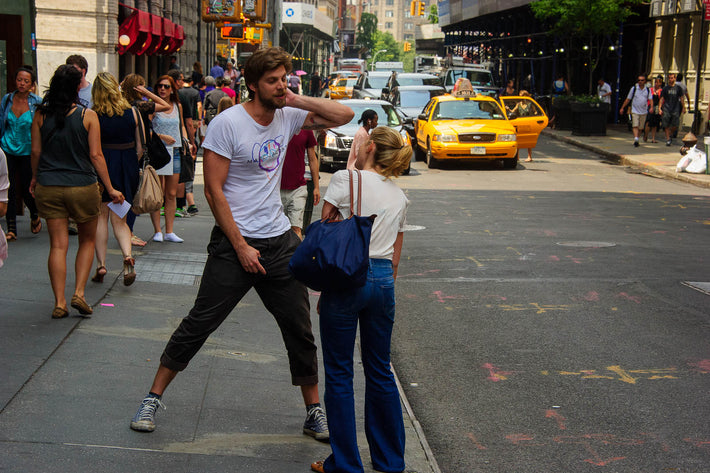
134, 106, 149, 168
347, 169, 363, 217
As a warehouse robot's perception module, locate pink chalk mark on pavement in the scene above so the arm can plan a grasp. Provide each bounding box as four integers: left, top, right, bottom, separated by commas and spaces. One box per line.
583, 291, 600, 301
688, 359, 710, 373
549, 255, 560, 261
617, 292, 641, 304
482, 363, 515, 382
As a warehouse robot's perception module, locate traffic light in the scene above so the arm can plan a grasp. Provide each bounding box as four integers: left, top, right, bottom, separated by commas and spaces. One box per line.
417, 1, 425, 16
410, 0, 417, 17
403, 41, 411, 52
221, 24, 244, 39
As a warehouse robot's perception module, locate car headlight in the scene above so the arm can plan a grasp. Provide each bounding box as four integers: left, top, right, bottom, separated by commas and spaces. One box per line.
498, 134, 516, 142
433, 134, 457, 142
324, 134, 338, 149
400, 130, 411, 146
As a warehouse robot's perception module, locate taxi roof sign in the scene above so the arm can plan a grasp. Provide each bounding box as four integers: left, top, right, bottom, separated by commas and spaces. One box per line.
451, 78, 476, 98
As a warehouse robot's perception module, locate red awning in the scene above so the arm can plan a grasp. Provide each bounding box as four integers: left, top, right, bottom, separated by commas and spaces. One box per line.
117, 10, 152, 55
165, 24, 184, 54
116, 5, 184, 56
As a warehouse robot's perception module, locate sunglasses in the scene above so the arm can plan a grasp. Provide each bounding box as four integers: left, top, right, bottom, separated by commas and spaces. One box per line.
157, 83, 171, 89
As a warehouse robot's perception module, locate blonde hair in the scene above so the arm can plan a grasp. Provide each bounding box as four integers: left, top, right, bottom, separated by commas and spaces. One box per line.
217, 96, 234, 114
92, 72, 131, 117
120, 73, 146, 103
519, 90, 531, 97
369, 126, 411, 178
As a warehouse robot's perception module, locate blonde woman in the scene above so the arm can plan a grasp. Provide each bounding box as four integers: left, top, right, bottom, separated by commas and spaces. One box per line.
312, 126, 410, 473
90, 72, 142, 285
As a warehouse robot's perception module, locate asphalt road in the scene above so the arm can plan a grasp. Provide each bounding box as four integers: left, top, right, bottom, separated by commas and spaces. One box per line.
389, 136, 710, 472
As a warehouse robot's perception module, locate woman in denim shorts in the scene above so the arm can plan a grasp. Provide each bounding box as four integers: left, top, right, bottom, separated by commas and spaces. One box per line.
312, 127, 411, 473
30, 65, 123, 319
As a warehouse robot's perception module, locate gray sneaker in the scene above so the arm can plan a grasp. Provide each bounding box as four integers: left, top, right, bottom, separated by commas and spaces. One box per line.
130, 396, 166, 432
303, 405, 329, 442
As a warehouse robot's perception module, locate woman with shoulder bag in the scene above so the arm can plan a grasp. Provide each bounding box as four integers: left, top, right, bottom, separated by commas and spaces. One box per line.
311, 126, 410, 473
120, 73, 170, 247
1, 66, 43, 241
150, 75, 189, 243
90, 72, 143, 286
30, 65, 124, 319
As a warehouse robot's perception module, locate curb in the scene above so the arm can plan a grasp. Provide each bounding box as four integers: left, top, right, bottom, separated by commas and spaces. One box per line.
540, 129, 710, 190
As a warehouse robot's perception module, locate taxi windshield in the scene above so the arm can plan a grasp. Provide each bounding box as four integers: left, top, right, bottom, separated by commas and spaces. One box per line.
432, 100, 505, 120
337, 78, 357, 87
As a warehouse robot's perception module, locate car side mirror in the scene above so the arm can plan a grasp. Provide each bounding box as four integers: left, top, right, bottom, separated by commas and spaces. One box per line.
418, 113, 427, 121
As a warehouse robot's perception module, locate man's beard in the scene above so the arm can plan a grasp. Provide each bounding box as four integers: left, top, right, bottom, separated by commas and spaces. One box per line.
259, 91, 287, 110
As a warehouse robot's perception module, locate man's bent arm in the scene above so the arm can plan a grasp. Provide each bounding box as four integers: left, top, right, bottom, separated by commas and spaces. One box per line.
307, 146, 320, 206
285, 90, 354, 130
203, 149, 266, 274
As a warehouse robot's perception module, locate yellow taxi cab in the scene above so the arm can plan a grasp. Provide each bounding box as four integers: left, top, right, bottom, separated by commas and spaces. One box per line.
498, 94, 548, 153
414, 78, 519, 168
329, 76, 358, 100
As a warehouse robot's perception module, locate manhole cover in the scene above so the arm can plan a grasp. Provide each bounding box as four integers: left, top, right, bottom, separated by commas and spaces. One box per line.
556, 241, 617, 248
136, 251, 207, 285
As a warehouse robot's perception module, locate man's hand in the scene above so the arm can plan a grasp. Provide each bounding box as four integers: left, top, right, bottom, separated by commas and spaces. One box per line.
236, 243, 266, 274
313, 187, 321, 206
108, 189, 125, 204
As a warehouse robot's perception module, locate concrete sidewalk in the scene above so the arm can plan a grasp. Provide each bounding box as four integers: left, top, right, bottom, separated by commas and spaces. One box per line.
542, 124, 710, 189
0, 168, 439, 473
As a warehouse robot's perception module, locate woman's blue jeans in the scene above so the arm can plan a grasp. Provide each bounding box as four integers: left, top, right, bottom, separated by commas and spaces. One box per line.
319, 259, 405, 473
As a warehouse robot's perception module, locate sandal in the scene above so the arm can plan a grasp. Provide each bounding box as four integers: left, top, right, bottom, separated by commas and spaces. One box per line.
31, 217, 42, 234
310, 461, 325, 473
123, 257, 136, 286
131, 235, 147, 247
91, 265, 107, 283
51, 306, 69, 319
70, 294, 93, 315
5, 231, 16, 241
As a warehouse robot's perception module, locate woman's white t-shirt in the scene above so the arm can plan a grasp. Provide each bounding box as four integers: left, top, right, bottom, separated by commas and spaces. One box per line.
324, 169, 409, 260
202, 105, 309, 238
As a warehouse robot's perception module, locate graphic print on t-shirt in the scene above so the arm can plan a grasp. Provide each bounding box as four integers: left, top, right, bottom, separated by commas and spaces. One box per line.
252, 135, 285, 178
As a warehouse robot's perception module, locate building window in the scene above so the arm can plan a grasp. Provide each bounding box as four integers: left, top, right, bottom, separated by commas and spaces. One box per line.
385, 21, 393, 28
386, 0, 394, 4
405, 10, 412, 17
374, 0, 379, 5
385, 10, 393, 17
404, 22, 413, 29
404, 34, 414, 41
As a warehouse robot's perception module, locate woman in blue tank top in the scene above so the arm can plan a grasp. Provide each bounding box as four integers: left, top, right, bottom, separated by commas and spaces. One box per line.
29, 64, 124, 319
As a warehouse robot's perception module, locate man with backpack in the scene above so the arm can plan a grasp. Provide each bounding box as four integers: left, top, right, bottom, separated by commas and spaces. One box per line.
203, 79, 228, 125
660, 73, 686, 147
620, 74, 651, 148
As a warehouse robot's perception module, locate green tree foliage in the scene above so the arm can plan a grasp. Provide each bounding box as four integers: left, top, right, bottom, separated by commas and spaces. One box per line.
356, 12, 378, 53
531, 0, 640, 93
428, 4, 438, 24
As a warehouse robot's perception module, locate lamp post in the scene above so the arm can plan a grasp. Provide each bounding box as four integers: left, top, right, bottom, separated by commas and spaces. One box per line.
371, 49, 387, 71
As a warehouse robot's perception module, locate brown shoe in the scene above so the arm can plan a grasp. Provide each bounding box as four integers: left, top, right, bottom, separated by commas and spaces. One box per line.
310, 461, 325, 473
51, 306, 69, 319
123, 257, 136, 286
70, 294, 93, 315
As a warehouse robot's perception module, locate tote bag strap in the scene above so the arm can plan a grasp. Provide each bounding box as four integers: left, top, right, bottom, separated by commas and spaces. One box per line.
348, 169, 363, 217
133, 106, 148, 168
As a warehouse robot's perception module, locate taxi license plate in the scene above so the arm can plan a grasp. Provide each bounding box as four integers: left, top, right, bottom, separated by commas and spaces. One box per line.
470, 146, 486, 155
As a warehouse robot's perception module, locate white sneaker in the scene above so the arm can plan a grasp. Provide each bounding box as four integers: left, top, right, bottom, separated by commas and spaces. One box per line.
164, 232, 184, 243
153, 232, 163, 242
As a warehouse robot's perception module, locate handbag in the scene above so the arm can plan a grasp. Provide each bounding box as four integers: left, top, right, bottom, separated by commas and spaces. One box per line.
288, 169, 376, 292
132, 113, 164, 214
177, 105, 195, 183
136, 105, 171, 169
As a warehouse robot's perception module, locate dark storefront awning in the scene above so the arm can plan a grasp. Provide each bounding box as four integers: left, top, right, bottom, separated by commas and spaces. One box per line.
117, 5, 184, 56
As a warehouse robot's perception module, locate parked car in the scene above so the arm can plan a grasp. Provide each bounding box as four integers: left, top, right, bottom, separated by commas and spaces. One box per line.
352, 71, 391, 99
440, 67, 498, 97
381, 72, 441, 103
317, 99, 411, 174
389, 85, 446, 140
414, 79, 518, 169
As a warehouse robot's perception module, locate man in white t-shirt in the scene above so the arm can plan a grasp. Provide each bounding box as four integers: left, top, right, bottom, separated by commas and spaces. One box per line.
620, 74, 651, 147
130, 47, 354, 441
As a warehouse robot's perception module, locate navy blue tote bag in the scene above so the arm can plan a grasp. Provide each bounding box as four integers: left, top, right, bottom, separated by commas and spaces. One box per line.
289, 169, 376, 292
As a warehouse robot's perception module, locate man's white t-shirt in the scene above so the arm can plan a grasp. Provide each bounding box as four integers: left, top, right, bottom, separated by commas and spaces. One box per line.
626, 85, 650, 115
597, 82, 612, 104
202, 105, 309, 238
324, 170, 409, 260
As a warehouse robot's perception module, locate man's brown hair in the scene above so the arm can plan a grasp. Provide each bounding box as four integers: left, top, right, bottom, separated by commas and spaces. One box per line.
244, 47, 292, 99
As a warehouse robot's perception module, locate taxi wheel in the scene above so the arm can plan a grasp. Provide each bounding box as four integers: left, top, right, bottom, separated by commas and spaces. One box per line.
414, 143, 426, 162
503, 151, 519, 169
426, 139, 439, 169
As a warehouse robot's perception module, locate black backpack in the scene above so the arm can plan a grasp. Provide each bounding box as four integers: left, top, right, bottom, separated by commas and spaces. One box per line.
204, 89, 227, 124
